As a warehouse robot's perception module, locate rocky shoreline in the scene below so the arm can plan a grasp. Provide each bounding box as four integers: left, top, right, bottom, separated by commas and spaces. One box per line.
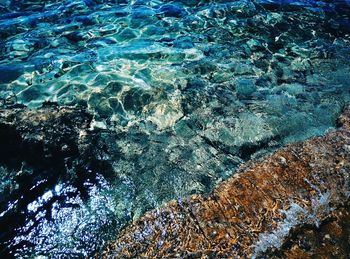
101, 106, 350, 258
0, 104, 349, 257
0, 0, 349, 256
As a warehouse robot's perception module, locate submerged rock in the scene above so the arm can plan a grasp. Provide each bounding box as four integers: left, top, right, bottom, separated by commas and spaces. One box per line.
101, 106, 350, 258
0, 105, 99, 256
0, 0, 349, 257
0, 103, 237, 257
157, 4, 187, 18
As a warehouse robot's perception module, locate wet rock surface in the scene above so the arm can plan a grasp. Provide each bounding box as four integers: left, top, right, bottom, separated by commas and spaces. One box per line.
264, 207, 350, 258
0, 104, 242, 257
101, 106, 350, 258
0, 105, 97, 256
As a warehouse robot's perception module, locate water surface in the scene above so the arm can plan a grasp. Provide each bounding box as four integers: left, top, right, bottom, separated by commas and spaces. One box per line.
0, 0, 350, 257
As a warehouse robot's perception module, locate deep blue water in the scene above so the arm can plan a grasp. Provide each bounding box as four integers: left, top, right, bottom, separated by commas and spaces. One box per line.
0, 0, 350, 257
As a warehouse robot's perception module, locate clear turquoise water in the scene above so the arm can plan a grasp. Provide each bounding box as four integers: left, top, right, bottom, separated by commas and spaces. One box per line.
0, 0, 350, 257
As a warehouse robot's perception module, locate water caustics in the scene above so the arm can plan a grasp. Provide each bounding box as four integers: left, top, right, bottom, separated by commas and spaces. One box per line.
0, 0, 350, 257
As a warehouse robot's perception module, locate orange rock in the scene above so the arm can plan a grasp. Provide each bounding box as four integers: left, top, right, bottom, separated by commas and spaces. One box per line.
101, 107, 350, 258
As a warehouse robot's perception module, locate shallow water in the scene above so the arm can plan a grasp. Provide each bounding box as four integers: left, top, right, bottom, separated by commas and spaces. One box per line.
0, 0, 350, 257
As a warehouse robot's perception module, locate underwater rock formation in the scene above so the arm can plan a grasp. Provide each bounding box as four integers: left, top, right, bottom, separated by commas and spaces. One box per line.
101, 106, 350, 258
0, 105, 100, 255
0, 0, 350, 256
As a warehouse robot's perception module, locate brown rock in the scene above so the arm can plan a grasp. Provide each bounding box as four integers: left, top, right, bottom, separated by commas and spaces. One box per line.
266, 207, 350, 259
101, 107, 350, 258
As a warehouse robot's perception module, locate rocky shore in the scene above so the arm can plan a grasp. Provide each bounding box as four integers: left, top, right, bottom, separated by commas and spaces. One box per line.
0, 0, 349, 256
101, 106, 350, 258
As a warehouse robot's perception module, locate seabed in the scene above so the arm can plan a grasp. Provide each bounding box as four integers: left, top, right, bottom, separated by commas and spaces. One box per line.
0, 0, 349, 257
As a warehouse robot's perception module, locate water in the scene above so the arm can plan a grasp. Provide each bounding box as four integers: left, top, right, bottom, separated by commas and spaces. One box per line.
0, 0, 349, 257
